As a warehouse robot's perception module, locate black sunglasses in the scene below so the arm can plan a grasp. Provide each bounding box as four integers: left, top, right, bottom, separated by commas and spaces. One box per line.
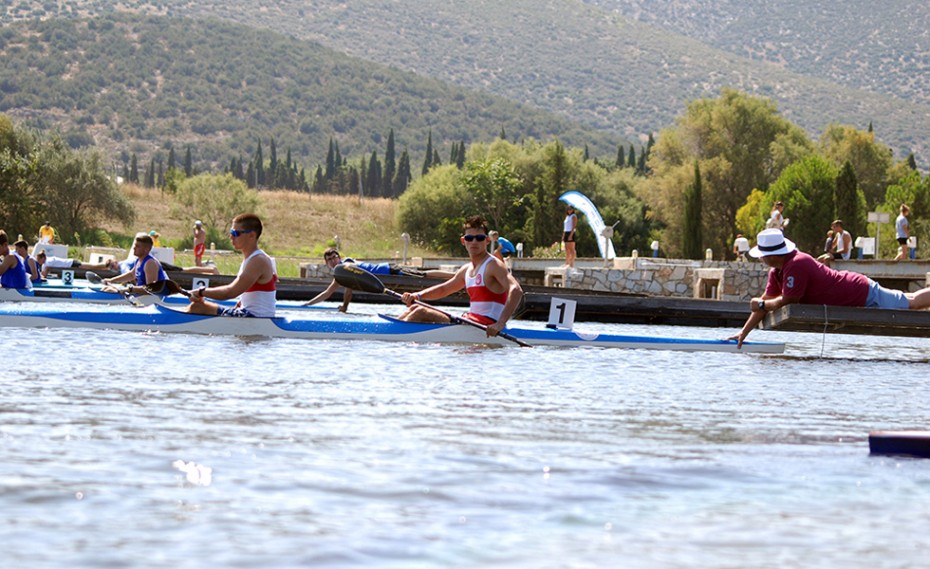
462, 234, 488, 242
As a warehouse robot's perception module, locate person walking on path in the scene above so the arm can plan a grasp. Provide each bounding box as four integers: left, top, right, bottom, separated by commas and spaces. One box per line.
193, 220, 207, 266
732, 234, 750, 262
728, 229, 930, 348
562, 205, 577, 267
766, 201, 789, 231
895, 204, 911, 261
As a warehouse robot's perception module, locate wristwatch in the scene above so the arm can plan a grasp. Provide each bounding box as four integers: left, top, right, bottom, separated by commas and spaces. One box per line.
758, 300, 766, 311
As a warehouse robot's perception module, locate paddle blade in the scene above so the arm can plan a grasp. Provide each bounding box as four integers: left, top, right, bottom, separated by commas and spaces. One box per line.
85, 271, 103, 285
334, 265, 386, 294
144, 280, 190, 297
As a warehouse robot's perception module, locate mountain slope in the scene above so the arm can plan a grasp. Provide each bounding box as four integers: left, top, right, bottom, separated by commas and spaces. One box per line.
0, 14, 623, 170
4, 0, 930, 166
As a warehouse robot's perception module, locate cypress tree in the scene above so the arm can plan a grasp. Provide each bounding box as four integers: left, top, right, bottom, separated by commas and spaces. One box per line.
907, 153, 918, 170
394, 149, 412, 197
246, 161, 256, 188
449, 142, 458, 167
254, 140, 265, 187
146, 158, 156, 187
499, 126, 506, 140
156, 161, 164, 188
421, 130, 433, 175
122, 163, 130, 182
167, 147, 176, 171
432, 148, 441, 168
627, 145, 636, 169
456, 140, 466, 168
834, 160, 862, 239
616, 145, 625, 169
367, 151, 382, 197
325, 138, 336, 180
184, 146, 192, 176
129, 153, 139, 183
383, 129, 396, 198
312, 165, 325, 194
583, 144, 590, 162
682, 161, 703, 259
269, 138, 278, 185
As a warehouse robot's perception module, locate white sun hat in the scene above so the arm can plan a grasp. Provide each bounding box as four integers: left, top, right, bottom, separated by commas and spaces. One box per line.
749, 228, 797, 258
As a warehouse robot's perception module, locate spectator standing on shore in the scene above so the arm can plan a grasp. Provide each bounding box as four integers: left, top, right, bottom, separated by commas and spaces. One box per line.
823, 230, 834, 256
895, 204, 910, 261
732, 234, 750, 262
766, 201, 788, 231
38, 221, 56, 244
193, 220, 207, 266
149, 230, 162, 248
562, 205, 577, 268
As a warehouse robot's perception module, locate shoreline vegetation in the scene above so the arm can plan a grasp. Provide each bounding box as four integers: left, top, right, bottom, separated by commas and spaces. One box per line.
89, 185, 443, 278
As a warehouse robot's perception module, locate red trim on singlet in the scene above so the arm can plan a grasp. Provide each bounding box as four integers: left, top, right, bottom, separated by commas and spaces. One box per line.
246, 274, 277, 292
462, 312, 496, 325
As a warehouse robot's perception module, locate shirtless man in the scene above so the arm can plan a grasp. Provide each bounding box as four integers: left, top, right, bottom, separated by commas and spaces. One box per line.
187, 213, 276, 317
193, 220, 206, 267
399, 216, 523, 337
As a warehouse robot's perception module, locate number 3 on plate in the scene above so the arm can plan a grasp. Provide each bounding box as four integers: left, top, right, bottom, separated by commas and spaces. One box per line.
546, 296, 576, 330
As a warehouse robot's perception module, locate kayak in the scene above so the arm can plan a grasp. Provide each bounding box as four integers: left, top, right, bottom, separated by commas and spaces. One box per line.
0, 303, 785, 352
0, 286, 333, 311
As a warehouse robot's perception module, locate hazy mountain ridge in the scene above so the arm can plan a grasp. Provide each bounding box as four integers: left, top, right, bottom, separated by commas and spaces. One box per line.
0, 14, 622, 170
3, 0, 930, 166
584, 0, 930, 105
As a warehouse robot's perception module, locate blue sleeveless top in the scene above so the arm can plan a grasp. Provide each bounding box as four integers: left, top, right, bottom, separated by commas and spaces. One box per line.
133, 254, 168, 285
1, 254, 29, 289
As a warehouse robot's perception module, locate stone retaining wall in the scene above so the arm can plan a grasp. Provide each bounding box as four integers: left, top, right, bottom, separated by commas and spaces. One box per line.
547, 258, 770, 301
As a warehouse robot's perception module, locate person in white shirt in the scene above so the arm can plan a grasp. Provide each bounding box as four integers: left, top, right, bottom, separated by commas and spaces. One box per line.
895, 204, 910, 261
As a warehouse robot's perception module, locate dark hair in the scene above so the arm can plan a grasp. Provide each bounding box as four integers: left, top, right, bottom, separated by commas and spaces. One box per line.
13, 239, 28, 249
323, 247, 340, 260
463, 215, 488, 234
233, 213, 263, 239
133, 232, 155, 247
0, 230, 7, 245
832, 219, 844, 227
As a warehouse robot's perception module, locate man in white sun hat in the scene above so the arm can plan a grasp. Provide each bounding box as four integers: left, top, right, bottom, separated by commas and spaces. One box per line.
729, 228, 930, 347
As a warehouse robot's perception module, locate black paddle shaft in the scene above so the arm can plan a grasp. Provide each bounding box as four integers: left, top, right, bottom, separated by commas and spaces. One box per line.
333, 265, 530, 347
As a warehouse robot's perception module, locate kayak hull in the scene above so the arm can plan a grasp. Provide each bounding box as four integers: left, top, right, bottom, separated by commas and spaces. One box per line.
0, 303, 784, 353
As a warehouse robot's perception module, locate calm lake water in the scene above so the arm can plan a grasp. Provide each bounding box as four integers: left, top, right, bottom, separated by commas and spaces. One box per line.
3, 301, 930, 568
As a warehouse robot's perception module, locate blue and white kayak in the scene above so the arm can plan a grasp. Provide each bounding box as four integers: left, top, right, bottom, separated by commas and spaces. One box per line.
0, 286, 333, 311
0, 303, 785, 352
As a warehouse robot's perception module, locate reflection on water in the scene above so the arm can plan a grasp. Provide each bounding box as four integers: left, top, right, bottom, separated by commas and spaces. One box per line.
1, 305, 930, 568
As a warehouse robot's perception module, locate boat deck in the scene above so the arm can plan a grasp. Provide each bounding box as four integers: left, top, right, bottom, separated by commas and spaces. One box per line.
52, 268, 930, 336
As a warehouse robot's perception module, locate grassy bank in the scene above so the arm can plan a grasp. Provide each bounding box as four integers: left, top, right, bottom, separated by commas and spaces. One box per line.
93, 185, 441, 277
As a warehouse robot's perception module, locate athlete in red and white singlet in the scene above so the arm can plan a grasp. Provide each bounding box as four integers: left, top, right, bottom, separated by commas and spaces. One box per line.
187, 213, 277, 317
463, 256, 508, 325
398, 216, 523, 337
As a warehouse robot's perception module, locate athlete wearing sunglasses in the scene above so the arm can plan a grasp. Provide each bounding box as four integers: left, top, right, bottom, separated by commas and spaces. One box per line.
186, 213, 277, 318
398, 216, 523, 338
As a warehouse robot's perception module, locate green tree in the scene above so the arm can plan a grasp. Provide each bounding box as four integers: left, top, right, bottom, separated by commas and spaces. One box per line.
820, 124, 892, 209
183, 146, 193, 177
531, 139, 571, 247
461, 158, 523, 232
394, 149, 412, 196
171, 173, 260, 244
766, 155, 838, 254
421, 129, 434, 176
383, 129, 396, 198
254, 139, 265, 187
643, 89, 801, 257
834, 160, 866, 240
682, 161, 703, 259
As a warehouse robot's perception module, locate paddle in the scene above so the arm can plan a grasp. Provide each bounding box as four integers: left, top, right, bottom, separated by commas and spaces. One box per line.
334, 264, 531, 347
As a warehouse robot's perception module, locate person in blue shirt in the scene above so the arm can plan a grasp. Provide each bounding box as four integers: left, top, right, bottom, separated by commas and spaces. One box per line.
489, 231, 516, 261
303, 248, 450, 311
0, 231, 29, 289
101, 233, 167, 295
